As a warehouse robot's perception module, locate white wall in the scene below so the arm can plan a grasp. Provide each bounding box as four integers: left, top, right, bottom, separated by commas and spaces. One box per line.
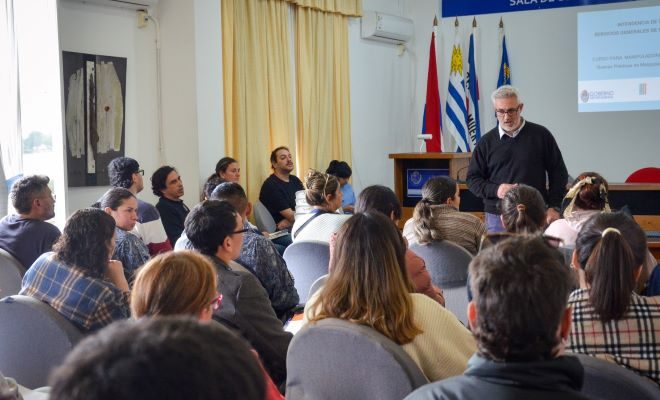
433, 0, 660, 182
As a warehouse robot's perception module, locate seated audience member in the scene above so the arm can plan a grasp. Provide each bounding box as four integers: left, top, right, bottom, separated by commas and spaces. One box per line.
97, 187, 149, 282
326, 160, 355, 213
291, 170, 350, 242
406, 235, 587, 400
499, 184, 547, 234
108, 157, 171, 255
201, 175, 225, 201
152, 165, 189, 245
130, 251, 284, 399
259, 146, 304, 231
20, 208, 130, 332
48, 317, 266, 400
176, 183, 300, 319
306, 212, 475, 381
403, 176, 486, 255
185, 200, 293, 388
215, 156, 241, 183
0, 175, 60, 270
568, 212, 660, 384
349, 185, 444, 305
545, 172, 610, 247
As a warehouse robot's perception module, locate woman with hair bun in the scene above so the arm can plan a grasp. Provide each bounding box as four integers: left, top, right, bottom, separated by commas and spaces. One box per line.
568, 212, 659, 384
545, 172, 610, 247
403, 176, 485, 255
291, 170, 350, 242
499, 184, 547, 234
326, 160, 355, 213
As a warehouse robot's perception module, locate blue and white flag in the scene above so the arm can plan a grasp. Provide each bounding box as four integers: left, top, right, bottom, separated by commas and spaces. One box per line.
465, 24, 481, 148
445, 29, 470, 153
497, 33, 511, 87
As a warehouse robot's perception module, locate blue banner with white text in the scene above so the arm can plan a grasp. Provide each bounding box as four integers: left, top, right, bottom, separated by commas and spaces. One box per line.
442, 0, 638, 18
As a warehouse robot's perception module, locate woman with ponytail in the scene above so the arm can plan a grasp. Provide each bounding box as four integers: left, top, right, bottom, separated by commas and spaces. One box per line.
545, 172, 610, 247
499, 184, 547, 234
568, 212, 659, 384
403, 176, 485, 255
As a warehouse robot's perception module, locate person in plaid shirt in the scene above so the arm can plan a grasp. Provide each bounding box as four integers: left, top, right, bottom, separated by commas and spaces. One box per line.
20, 208, 130, 332
568, 212, 660, 384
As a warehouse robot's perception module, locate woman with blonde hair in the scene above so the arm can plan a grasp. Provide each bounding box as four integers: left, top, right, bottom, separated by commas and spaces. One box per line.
291, 169, 350, 242
131, 250, 284, 399
306, 212, 475, 381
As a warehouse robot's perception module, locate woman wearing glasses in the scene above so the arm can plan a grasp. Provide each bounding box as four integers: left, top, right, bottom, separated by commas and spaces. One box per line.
567, 212, 659, 384
306, 212, 476, 381
291, 170, 350, 242
130, 251, 284, 399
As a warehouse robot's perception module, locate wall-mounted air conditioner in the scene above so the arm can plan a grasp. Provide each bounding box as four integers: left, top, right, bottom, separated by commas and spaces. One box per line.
68, 0, 159, 10
361, 10, 413, 44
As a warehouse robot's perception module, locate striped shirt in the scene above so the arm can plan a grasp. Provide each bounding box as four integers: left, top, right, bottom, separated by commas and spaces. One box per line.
567, 288, 660, 384
403, 205, 486, 255
20, 252, 130, 332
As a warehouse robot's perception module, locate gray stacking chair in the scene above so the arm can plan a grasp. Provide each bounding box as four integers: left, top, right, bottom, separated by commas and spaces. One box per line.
573, 353, 660, 400
409, 241, 473, 325
253, 201, 277, 233
0, 295, 84, 389
286, 318, 428, 400
0, 248, 26, 297
308, 273, 328, 300
283, 240, 330, 305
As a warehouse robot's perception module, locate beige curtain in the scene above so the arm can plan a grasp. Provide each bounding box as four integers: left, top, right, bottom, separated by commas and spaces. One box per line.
221, 0, 295, 204
222, 0, 360, 202
294, 5, 354, 176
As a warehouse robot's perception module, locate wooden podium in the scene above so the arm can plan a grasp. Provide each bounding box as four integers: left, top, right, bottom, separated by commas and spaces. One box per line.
388, 152, 476, 226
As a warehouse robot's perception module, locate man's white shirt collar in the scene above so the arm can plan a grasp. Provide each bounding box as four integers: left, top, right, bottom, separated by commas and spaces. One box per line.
499, 118, 526, 139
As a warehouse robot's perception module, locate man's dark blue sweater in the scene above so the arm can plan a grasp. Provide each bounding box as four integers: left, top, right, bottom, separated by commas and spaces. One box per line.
466, 120, 568, 215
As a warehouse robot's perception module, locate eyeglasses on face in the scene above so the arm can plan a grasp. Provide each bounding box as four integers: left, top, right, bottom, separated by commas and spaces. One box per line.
480, 232, 563, 251
495, 106, 521, 117
230, 228, 249, 235
136, 169, 145, 176
210, 292, 223, 311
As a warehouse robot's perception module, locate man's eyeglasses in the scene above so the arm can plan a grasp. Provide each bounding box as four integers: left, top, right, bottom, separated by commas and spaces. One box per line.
480, 232, 563, 251
136, 169, 145, 176
210, 292, 223, 311
230, 228, 249, 235
495, 107, 521, 117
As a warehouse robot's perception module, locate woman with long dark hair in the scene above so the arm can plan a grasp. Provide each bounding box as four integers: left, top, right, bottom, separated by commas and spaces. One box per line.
567, 212, 659, 384
21, 208, 130, 331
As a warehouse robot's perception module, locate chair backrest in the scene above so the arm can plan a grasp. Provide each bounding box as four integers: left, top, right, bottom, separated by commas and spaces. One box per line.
286, 318, 428, 400
253, 201, 277, 233
441, 285, 469, 326
409, 241, 473, 287
0, 248, 26, 297
283, 241, 330, 305
0, 295, 84, 389
308, 274, 328, 300
573, 353, 659, 400
294, 190, 312, 217
625, 167, 660, 183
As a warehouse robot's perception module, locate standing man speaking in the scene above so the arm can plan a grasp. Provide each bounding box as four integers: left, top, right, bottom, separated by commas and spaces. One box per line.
467, 85, 568, 233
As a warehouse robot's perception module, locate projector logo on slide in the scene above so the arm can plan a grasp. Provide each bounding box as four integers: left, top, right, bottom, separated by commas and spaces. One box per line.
579, 89, 614, 103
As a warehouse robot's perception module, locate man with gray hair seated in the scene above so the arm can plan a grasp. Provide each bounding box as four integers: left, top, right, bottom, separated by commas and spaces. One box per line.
405, 235, 588, 400
0, 175, 60, 269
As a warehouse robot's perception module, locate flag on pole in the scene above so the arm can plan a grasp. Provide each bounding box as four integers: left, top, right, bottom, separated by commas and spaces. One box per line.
465, 18, 481, 148
421, 17, 442, 152
497, 18, 511, 87
445, 19, 470, 153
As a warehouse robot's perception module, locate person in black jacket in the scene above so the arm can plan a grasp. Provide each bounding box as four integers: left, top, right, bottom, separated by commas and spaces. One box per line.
466, 85, 568, 233
405, 235, 588, 400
